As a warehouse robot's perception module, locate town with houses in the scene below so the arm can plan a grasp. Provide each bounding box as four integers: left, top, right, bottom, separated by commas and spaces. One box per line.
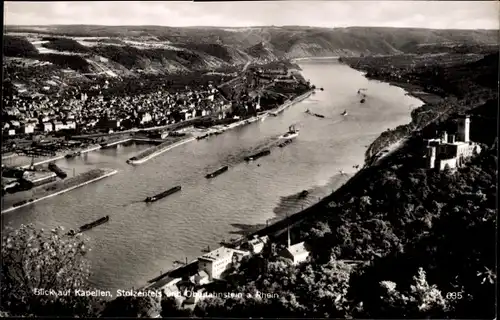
2, 82, 228, 138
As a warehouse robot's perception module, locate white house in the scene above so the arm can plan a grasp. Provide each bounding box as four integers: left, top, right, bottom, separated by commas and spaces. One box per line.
65, 121, 76, 130
245, 235, 269, 255
190, 270, 210, 286
279, 241, 310, 265
22, 123, 35, 134
43, 122, 53, 132
53, 121, 65, 131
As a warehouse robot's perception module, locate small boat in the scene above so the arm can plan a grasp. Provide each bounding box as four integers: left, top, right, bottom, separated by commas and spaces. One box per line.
279, 125, 299, 140
298, 190, 309, 199
145, 186, 182, 203
341, 110, 348, 116
269, 112, 278, 117
205, 166, 229, 179
319, 88, 324, 91
360, 98, 366, 103
244, 149, 271, 161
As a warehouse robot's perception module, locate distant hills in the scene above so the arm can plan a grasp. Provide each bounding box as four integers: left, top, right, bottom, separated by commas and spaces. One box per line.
3, 25, 498, 82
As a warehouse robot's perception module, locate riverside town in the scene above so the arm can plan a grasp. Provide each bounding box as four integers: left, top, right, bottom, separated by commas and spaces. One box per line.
1, 1, 498, 319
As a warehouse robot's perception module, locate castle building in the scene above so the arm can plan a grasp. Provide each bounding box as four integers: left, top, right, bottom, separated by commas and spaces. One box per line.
424, 116, 481, 171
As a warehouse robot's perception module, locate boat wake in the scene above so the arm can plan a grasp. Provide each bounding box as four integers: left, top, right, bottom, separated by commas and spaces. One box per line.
122, 200, 146, 207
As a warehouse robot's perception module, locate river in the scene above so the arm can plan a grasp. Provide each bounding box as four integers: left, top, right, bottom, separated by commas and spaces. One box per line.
1, 59, 423, 293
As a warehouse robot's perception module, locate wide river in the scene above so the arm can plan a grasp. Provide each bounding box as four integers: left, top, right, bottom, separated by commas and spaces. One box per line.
1, 59, 422, 293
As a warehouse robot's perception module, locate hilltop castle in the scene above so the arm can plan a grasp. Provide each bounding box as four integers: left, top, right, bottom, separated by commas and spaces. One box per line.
424, 116, 481, 171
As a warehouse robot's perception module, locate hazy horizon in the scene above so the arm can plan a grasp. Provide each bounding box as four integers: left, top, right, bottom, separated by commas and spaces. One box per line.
4, 1, 499, 30
4, 24, 499, 31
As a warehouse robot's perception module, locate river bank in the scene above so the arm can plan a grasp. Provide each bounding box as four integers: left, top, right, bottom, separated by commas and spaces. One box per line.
1, 168, 118, 214
4, 144, 102, 169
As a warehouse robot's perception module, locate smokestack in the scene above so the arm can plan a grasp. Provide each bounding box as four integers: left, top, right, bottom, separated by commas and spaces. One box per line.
286, 213, 291, 248
287, 226, 291, 248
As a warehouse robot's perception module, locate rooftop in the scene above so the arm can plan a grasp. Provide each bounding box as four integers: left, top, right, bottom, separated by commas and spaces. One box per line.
199, 246, 234, 262
148, 276, 181, 290
285, 241, 309, 257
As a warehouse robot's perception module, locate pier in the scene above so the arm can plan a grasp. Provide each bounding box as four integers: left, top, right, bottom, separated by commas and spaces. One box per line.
1, 168, 118, 214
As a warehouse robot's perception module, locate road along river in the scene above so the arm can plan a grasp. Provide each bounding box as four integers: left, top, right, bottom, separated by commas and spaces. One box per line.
1, 59, 423, 293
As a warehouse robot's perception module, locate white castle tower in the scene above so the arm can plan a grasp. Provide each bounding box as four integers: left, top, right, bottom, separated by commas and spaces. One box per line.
457, 116, 470, 142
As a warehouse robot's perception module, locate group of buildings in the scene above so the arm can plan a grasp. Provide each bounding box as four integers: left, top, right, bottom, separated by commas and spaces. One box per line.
146, 232, 311, 309
2, 82, 230, 138
423, 116, 482, 171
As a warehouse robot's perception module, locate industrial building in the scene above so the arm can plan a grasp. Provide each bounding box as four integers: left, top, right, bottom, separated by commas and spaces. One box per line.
197, 246, 249, 281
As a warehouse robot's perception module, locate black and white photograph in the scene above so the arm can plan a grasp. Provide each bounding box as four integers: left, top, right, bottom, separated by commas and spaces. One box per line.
1, 1, 498, 318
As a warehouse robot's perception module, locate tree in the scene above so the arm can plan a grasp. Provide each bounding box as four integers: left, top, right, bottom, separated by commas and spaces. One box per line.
378, 268, 449, 318
1, 224, 100, 317
101, 295, 161, 317
160, 295, 191, 317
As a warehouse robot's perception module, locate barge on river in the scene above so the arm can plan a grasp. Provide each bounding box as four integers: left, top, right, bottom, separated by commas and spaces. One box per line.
48, 163, 67, 179
145, 186, 182, 203
244, 149, 271, 162
205, 166, 229, 179
68, 216, 110, 236
278, 139, 293, 148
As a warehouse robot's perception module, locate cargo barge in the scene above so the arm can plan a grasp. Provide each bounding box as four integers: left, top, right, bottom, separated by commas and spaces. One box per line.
205, 166, 229, 179
278, 139, 293, 148
244, 149, 271, 161
48, 163, 67, 179
68, 215, 110, 236
197, 134, 210, 140
145, 186, 182, 203
305, 109, 325, 118
65, 151, 81, 159
298, 190, 309, 199
13, 199, 34, 207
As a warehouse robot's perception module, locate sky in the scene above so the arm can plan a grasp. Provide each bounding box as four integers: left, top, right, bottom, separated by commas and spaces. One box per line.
4, 1, 499, 30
